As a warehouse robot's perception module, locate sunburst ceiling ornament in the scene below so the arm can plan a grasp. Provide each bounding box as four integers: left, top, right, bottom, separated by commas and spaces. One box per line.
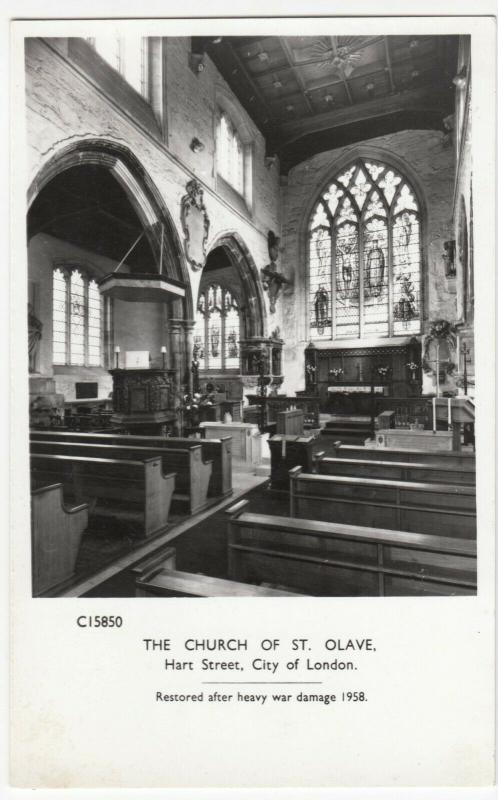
309, 38, 364, 78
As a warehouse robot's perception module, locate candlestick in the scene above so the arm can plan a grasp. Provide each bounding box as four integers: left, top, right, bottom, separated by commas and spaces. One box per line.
161, 346, 167, 369
432, 396, 436, 434
435, 341, 440, 397
114, 345, 120, 369
447, 397, 452, 428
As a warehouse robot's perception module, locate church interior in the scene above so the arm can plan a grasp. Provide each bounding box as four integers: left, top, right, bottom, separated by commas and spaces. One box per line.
26, 33, 476, 598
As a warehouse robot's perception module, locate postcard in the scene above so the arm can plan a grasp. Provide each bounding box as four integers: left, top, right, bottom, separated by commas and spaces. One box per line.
7, 7, 496, 796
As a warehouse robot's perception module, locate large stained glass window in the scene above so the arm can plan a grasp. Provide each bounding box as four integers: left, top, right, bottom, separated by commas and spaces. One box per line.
52, 267, 102, 366
194, 284, 240, 371
308, 159, 422, 340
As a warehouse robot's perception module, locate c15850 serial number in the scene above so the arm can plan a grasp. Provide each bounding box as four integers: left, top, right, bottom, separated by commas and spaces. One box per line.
76, 616, 123, 628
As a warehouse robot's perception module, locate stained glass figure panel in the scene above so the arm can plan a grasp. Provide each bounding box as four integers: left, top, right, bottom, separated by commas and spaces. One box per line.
207, 307, 222, 371
335, 222, 360, 338
194, 308, 206, 368
392, 212, 421, 335
363, 218, 389, 337
309, 227, 332, 339
225, 306, 240, 368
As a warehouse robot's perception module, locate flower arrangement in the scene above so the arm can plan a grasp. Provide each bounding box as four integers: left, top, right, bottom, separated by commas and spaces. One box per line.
329, 367, 344, 378
406, 361, 419, 371
376, 365, 390, 377
181, 391, 214, 412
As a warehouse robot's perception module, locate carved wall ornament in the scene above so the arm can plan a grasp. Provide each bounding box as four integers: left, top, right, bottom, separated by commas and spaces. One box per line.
181, 179, 210, 272
28, 302, 43, 373
442, 240, 456, 277
261, 229, 291, 313
422, 319, 458, 377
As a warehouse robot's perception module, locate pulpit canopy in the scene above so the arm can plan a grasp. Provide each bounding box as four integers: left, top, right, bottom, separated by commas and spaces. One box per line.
99, 272, 186, 302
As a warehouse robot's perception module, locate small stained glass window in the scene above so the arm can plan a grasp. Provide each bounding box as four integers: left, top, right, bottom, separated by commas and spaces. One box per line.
195, 284, 241, 371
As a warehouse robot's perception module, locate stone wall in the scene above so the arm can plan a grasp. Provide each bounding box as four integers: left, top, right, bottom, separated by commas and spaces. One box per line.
25, 36, 280, 325
280, 130, 456, 395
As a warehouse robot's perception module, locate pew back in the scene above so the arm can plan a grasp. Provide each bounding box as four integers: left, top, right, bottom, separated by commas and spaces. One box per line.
133, 547, 299, 597
30, 430, 231, 498
289, 467, 476, 539
31, 454, 175, 537
31, 440, 212, 515
331, 442, 476, 470
226, 502, 476, 596
315, 455, 475, 486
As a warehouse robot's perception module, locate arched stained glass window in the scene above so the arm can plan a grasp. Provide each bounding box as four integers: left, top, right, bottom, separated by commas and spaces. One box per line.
194, 284, 240, 371
308, 159, 422, 340
52, 267, 102, 366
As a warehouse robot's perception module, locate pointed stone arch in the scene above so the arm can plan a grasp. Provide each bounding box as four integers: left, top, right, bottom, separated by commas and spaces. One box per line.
27, 137, 193, 319
204, 231, 266, 338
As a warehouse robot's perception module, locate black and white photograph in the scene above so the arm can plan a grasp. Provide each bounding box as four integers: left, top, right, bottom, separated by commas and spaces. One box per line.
26, 30, 477, 599
7, 9, 495, 793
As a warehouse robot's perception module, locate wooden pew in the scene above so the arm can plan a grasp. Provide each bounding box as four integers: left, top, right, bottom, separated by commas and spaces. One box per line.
313, 453, 475, 486
31, 440, 212, 515
31, 454, 175, 538
329, 441, 476, 471
30, 430, 231, 500
132, 546, 298, 597
226, 501, 476, 597
31, 483, 88, 596
289, 467, 476, 539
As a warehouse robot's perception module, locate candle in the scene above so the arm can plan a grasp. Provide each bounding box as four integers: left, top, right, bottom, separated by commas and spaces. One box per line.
114, 345, 120, 369
432, 397, 436, 433
161, 346, 167, 368
447, 397, 452, 427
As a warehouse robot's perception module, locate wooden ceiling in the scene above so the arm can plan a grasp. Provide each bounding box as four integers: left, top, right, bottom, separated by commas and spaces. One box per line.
197, 35, 459, 173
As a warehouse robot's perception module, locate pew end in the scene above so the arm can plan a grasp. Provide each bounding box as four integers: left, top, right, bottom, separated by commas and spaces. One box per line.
132, 546, 177, 593
31, 483, 89, 596
225, 499, 250, 519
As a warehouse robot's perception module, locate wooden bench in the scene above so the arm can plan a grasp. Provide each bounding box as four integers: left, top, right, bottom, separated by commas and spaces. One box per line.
226, 501, 476, 597
132, 547, 298, 597
289, 467, 476, 539
31, 454, 175, 538
30, 430, 231, 499
31, 483, 89, 596
329, 441, 476, 471
313, 453, 475, 486
31, 439, 212, 515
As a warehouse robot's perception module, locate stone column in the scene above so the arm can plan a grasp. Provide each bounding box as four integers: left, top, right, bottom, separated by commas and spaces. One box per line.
169, 319, 184, 398
183, 319, 196, 395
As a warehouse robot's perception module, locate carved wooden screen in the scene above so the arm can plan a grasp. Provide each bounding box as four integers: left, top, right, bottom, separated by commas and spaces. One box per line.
308, 159, 422, 341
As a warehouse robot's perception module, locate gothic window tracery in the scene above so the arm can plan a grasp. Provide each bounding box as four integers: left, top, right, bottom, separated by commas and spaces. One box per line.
194, 284, 240, 371
308, 158, 422, 340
